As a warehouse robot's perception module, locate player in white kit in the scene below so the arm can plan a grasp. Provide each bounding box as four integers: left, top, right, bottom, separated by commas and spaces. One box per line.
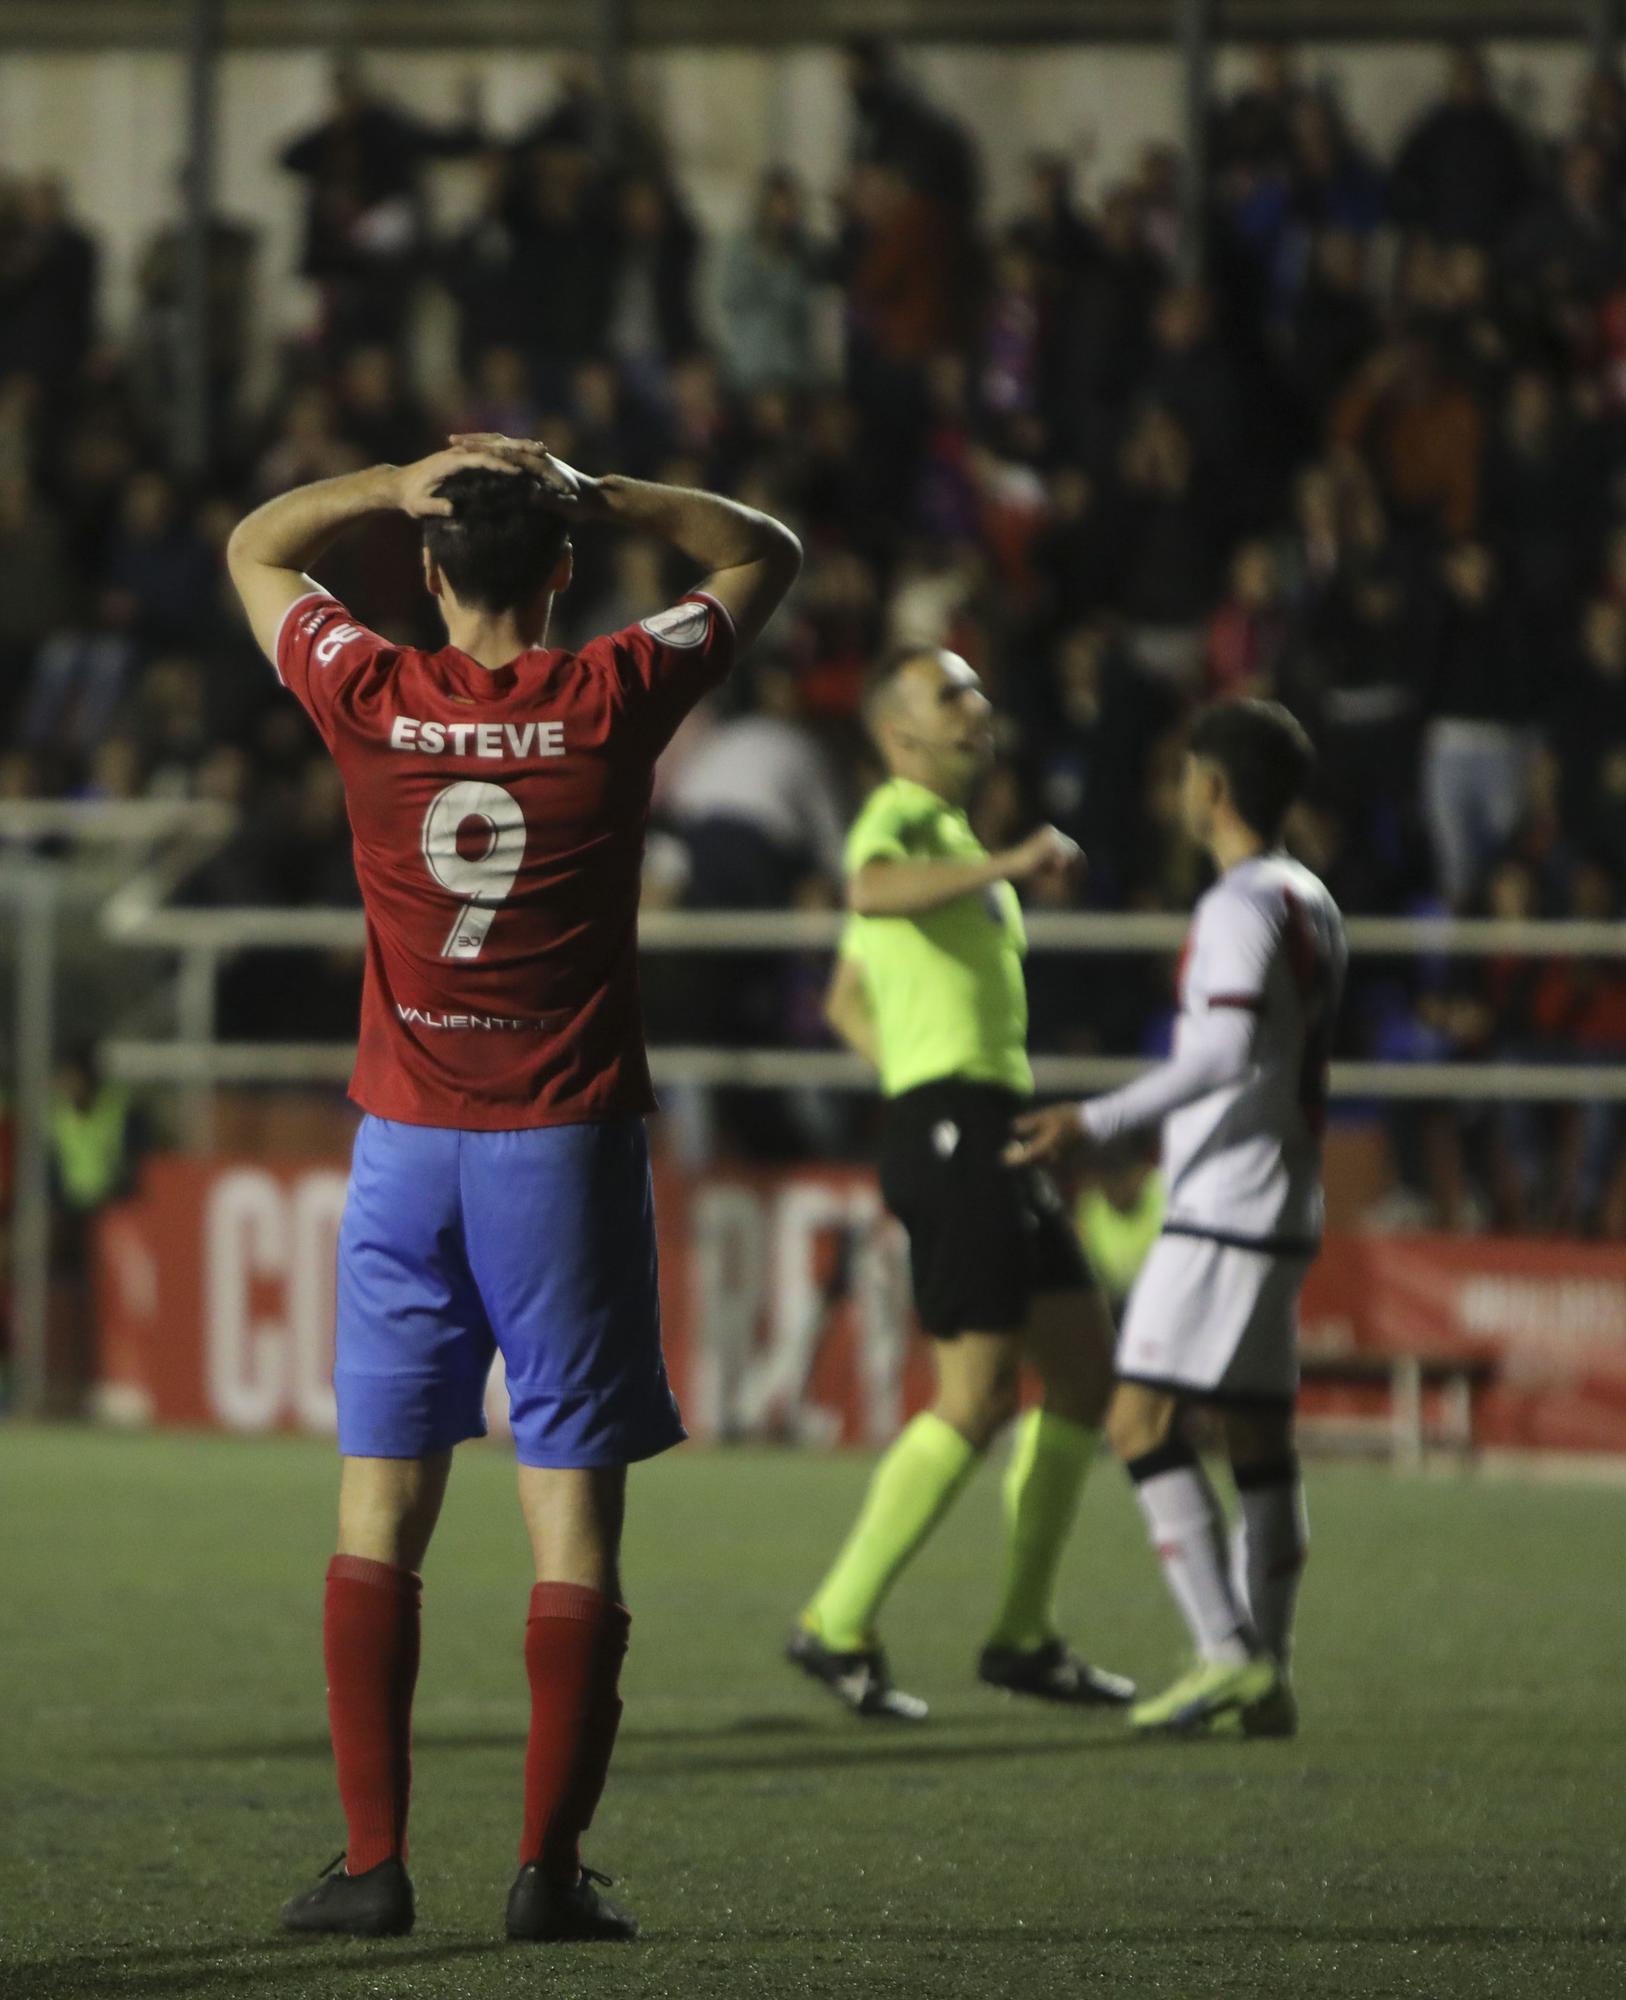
1010, 700, 1346, 1738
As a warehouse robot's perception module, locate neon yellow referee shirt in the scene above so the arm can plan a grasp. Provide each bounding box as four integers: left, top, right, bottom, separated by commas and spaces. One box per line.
839, 777, 1032, 1100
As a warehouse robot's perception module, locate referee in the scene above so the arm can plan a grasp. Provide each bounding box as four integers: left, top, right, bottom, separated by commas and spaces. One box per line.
787, 646, 1133, 1719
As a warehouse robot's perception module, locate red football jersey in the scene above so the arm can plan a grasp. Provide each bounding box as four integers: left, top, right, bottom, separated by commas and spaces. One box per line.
273, 585, 736, 1129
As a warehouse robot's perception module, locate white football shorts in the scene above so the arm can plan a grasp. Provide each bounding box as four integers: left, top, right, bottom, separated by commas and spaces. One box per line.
1115, 1230, 1311, 1404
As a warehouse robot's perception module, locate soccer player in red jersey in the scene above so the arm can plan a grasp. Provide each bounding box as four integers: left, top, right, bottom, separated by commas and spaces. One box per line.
226, 435, 800, 1941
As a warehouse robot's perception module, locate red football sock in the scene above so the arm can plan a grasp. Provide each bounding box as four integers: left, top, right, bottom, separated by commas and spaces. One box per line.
520, 1582, 631, 1882
323, 1554, 422, 1874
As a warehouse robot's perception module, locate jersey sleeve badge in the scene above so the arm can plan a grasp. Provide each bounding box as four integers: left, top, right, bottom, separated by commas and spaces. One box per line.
639, 601, 712, 650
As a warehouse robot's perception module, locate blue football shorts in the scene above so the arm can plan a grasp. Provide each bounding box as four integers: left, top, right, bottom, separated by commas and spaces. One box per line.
334, 1114, 685, 1469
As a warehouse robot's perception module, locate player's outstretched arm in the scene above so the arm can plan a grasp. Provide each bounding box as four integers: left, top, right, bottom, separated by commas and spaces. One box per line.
850, 825, 1081, 919
226, 446, 523, 664
449, 436, 803, 652
1004, 1006, 1259, 1168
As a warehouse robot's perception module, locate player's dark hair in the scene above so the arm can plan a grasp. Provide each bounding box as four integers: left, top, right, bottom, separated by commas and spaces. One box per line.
421, 469, 570, 614
1188, 698, 1314, 841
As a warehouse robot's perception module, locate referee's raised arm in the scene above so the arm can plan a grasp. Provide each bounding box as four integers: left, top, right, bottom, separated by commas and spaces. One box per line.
849, 823, 1079, 917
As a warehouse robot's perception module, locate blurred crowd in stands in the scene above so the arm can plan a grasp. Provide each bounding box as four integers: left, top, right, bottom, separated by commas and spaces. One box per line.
4, 38, 1626, 1229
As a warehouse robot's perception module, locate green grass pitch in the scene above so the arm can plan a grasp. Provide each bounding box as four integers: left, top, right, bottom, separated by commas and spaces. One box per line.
1, 1429, 1622, 1999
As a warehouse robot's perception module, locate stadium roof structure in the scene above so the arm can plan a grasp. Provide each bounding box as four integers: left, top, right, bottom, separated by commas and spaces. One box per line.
0, 0, 1613, 50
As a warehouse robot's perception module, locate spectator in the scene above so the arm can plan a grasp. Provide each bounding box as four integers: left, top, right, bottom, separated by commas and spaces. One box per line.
1213, 43, 1307, 180
497, 139, 617, 394
790, 547, 882, 720
1008, 152, 1097, 288
99, 471, 216, 652
48, 1043, 146, 1409
606, 172, 701, 394
843, 161, 964, 372
1556, 596, 1626, 872
1503, 138, 1624, 307
132, 656, 211, 794
442, 153, 542, 374
844, 38, 980, 217
0, 175, 98, 402
1482, 368, 1602, 644
664, 353, 734, 475
1140, 282, 1248, 482
1028, 465, 1118, 634
0, 474, 75, 728
1205, 540, 1289, 699
719, 170, 821, 395
1288, 229, 1381, 431
670, 663, 848, 909
980, 238, 1048, 422
254, 386, 365, 497
1029, 617, 1173, 906
568, 358, 641, 476
1056, 184, 1164, 466
0, 370, 41, 489
1113, 404, 1227, 684
333, 343, 431, 465
839, 159, 964, 511
22, 624, 137, 760
1391, 44, 1530, 248
455, 344, 544, 443
1419, 540, 1529, 908
1291, 546, 1422, 897
1576, 62, 1626, 204
1132, 142, 1186, 267
279, 57, 483, 351
1331, 332, 1485, 538
131, 190, 256, 446
663, 664, 849, 1152
1288, 94, 1386, 241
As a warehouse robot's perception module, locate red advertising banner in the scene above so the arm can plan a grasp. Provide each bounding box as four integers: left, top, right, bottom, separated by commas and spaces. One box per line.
95, 1156, 1626, 1453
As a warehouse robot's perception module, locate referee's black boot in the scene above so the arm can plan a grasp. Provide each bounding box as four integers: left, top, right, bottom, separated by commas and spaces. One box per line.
280, 1852, 414, 1937
785, 1624, 929, 1721
506, 1862, 640, 1942
978, 1638, 1137, 1708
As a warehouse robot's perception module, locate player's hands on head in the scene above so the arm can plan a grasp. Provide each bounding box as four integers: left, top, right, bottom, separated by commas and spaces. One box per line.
446, 434, 608, 517
392, 445, 527, 519
1003, 1102, 1089, 1170
1002, 824, 1085, 892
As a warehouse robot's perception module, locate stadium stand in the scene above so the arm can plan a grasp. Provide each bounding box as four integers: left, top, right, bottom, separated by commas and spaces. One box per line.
4, 38, 1626, 1227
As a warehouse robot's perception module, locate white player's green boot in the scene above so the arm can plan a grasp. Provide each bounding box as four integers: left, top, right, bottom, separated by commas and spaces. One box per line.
1206, 1674, 1298, 1739
1128, 1655, 1279, 1735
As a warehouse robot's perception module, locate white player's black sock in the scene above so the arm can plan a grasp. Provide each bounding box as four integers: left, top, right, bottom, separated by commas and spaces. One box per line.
1231, 1456, 1307, 1668
1125, 1438, 1251, 1667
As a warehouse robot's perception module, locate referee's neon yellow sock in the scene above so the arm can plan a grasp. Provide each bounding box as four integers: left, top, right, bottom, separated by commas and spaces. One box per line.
986, 1409, 1097, 1652
802, 1413, 979, 1653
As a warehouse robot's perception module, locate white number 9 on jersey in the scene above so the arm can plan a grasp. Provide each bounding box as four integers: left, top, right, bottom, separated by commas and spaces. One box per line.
421, 780, 526, 959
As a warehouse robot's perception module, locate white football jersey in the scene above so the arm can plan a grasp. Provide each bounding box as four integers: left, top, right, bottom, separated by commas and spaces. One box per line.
1083, 854, 1346, 1247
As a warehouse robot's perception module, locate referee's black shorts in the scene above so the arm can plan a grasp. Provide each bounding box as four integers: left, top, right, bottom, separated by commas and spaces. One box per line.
878, 1078, 1092, 1339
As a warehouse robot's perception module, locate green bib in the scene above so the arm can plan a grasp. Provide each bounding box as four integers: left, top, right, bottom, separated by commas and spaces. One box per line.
840, 777, 1031, 1099
50, 1083, 130, 1211
1077, 1174, 1166, 1302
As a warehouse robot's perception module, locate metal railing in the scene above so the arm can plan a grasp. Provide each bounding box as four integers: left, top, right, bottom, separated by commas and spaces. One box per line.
95, 899, 1626, 1101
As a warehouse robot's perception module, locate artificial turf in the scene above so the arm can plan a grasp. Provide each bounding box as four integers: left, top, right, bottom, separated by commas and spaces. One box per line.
1, 1427, 1621, 1999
